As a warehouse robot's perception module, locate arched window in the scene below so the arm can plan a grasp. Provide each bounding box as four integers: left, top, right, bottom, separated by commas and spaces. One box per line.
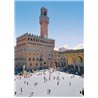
28, 38, 30, 40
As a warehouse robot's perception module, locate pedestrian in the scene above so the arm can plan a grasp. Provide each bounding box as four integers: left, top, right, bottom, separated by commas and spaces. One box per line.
49, 77, 51, 80
29, 92, 34, 96
32, 92, 34, 95
34, 82, 38, 86
57, 81, 59, 86
69, 82, 71, 86
27, 82, 28, 85
24, 81, 26, 84
20, 87, 23, 94
47, 89, 51, 94
14, 91, 17, 95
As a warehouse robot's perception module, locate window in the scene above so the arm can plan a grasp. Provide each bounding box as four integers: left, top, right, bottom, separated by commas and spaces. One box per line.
29, 58, 31, 61
30, 63, 32, 66
28, 38, 30, 40
32, 58, 35, 61
24, 48, 26, 51
44, 62, 46, 64
36, 63, 38, 66
36, 58, 39, 61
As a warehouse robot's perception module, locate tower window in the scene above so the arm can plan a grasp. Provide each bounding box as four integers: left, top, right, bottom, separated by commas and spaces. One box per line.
44, 12, 47, 16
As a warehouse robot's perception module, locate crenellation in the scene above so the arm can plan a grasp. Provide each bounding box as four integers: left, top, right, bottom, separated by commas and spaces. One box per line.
15, 7, 55, 69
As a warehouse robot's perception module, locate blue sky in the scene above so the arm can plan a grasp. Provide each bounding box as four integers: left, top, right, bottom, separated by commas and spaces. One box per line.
15, 0, 84, 49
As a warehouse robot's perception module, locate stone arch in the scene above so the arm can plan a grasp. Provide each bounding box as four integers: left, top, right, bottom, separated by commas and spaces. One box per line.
75, 56, 83, 65
67, 56, 75, 65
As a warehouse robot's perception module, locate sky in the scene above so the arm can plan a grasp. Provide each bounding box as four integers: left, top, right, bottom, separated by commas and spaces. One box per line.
15, 0, 84, 49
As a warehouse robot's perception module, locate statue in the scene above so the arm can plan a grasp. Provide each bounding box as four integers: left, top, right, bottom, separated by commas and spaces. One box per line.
23, 65, 26, 74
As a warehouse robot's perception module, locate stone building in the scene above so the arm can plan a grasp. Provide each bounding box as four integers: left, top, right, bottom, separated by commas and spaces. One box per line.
15, 7, 84, 75
59, 49, 84, 75
15, 7, 55, 71
59, 49, 84, 66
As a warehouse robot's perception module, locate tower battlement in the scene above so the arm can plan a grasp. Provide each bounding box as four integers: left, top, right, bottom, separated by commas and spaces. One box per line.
15, 7, 55, 70
39, 7, 49, 38
17, 33, 55, 47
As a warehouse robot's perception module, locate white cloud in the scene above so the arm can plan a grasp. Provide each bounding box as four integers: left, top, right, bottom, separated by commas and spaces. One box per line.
63, 44, 68, 49
54, 47, 59, 51
54, 43, 83, 51
72, 43, 83, 50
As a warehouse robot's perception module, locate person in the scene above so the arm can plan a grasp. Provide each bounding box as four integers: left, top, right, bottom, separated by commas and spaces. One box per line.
57, 76, 60, 80
49, 77, 51, 80
47, 89, 51, 94
69, 82, 71, 86
24, 81, 26, 84
34, 82, 38, 86
27, 82, 28, 85
29, 92, 34, 96
57, 81, 59, 86
80, 91, 81, 94
32, 92, 34, 95
14, 91, 17, 95
21, 88, 23, 92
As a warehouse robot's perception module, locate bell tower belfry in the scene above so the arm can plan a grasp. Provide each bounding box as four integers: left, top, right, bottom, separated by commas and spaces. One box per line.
39, 7, 49, 38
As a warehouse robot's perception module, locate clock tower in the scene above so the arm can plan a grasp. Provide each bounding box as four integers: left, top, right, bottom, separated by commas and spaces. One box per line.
39, 7, 49, 38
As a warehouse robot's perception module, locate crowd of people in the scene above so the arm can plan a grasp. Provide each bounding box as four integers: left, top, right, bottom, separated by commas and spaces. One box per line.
14, 68, 84, 96
58, 65, 84, 76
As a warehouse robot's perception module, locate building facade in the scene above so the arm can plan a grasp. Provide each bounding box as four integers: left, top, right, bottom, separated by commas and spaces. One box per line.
15, 7, 84, 74
59, 49, 84, 75
15, 7, 55, 71
59, 49, 84, 66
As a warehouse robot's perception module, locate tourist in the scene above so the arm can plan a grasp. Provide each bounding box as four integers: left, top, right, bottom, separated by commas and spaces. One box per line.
29, 92, 34, 96
14, 91, 17, 95
47, 89, 51, 94
57, 81, 59, 86
24, 81, 26, 84
34, 82, 38, 86
27, 82, 28, 85
20, 87, 23, 94
69, 82, 71, 86
49, 77, 51, 80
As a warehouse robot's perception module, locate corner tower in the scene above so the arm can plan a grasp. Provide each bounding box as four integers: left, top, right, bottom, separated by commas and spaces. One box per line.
39, 7, 49, 38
